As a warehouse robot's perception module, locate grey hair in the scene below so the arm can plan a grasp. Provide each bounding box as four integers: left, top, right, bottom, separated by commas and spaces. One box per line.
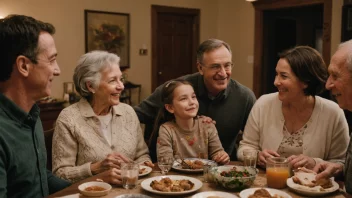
73, 50, 120, 100
196, 38, 232, 64
338, 40, 352, 73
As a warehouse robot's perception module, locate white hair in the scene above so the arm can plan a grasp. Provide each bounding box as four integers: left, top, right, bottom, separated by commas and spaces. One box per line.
338, 40, 352, 73
73, 50, 120, 99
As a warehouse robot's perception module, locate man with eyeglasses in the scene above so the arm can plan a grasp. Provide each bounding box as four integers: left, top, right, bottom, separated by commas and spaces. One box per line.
0, 15, 71, 197
135, 39, 256, 161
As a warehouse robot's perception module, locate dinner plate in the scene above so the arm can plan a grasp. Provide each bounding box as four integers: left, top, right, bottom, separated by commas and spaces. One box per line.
286, 177, 339, 197
139, 165, 152, 177
172, 158, 217, 173
192, 191, 239, 198
239, 187, 292, 198
140, 175, 203, 195
114, 194, 152, 198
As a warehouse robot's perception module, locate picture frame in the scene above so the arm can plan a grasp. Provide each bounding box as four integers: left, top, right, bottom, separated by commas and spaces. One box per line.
84, 10, 130, 69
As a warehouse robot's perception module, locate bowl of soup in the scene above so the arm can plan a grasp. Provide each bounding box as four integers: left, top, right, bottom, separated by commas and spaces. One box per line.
78, 181, 112, 197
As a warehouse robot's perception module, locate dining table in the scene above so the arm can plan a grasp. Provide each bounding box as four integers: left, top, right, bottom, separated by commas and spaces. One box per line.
48, 161, 347, 198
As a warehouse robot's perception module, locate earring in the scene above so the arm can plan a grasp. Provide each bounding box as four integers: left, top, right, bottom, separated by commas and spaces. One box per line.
92, 91, 95, 94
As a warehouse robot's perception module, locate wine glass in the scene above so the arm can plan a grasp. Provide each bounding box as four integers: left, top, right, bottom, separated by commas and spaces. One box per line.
158, 156, 174, 175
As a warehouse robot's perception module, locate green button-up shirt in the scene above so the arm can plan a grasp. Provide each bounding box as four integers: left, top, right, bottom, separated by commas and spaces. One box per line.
0, 93, 70, 197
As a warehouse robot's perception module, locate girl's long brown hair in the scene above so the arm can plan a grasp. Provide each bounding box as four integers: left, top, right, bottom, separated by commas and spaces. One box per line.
147, 79, 192, 147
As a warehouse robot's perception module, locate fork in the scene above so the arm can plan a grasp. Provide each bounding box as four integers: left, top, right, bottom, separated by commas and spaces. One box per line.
175, 155, 192, 169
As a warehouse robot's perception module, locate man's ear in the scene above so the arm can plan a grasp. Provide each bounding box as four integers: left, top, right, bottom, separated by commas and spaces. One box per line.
15, 55, 31, 77
197, 62, 204, 75
165, 104, 174, 114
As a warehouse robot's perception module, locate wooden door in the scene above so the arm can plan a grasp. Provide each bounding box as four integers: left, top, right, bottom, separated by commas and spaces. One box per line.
252, 0, 332, 98
152, 5, 200, 91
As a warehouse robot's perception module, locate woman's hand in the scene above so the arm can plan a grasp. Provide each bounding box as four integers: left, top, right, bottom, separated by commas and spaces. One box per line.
257, 149, 280, 166
213, 151, 230, 164
91, 153, 131, 175
144, 161, 154, 167
287, 154, 316, 169
97, 168, 122, 185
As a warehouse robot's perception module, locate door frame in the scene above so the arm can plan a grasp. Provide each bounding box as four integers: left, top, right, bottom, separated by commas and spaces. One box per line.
151, 5, 200, 91
251, 0, 332, 97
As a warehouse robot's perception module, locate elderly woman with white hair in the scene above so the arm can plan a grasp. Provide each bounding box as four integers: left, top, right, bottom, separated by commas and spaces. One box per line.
52, 51, 153, 184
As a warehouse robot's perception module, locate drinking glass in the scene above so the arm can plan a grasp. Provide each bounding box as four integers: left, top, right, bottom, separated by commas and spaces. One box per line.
203, 163, 216, 182
243, 149, 258, 168
266, 157, 290, 189
158, 156, 173, 175
121, 162, 139, 189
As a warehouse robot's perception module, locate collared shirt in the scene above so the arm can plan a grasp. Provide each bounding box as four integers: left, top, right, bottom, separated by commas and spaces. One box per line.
52, 98, 151, 182
135, 72, 256, 160
0, 93, 70, 197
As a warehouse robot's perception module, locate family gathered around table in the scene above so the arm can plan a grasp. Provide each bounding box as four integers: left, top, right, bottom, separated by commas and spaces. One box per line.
1, 14, 352, 198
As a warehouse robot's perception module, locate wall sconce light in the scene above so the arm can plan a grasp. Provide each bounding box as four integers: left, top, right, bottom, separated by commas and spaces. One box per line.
139, 44, 148, 55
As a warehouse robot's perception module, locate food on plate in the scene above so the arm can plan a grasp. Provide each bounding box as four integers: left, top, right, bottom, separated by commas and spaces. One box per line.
139, 167, 146, 174
182, 159, 204, 169
292, 167, 333, 189
150, 177, 194, 192
206, 196, 223, 198
84, 186, 106, 191
248, 188, 284, 198
220, 166, 252, 177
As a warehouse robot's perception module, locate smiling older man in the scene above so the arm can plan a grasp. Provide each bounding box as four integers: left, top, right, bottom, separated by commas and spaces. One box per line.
135, 39, 256, 161
314, 40, 352, 195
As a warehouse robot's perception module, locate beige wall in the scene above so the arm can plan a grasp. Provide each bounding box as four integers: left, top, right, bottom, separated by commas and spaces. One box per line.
0, 0, 219, 102
0, 0, 344, 102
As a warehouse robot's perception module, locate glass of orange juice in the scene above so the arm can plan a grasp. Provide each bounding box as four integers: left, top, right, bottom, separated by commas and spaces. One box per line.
266, 157, 290, 189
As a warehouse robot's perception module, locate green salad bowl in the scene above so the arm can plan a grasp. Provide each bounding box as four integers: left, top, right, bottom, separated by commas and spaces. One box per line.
211, 165, 257, 190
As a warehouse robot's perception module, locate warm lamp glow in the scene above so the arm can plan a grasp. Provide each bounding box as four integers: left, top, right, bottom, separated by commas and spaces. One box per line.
246, 0, 257, 2
0, 16, 4, 19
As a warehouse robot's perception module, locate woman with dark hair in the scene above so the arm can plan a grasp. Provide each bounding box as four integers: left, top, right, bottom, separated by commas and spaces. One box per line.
237, 46, 349, 169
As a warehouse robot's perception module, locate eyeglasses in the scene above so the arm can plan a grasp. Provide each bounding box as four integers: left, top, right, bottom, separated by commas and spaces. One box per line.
200, 62, 234, 72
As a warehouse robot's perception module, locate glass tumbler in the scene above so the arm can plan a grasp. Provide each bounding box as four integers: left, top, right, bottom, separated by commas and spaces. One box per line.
266, 157, 290, 189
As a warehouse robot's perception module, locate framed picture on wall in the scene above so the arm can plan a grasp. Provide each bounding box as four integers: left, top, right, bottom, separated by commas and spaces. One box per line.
84, 10, 130, 69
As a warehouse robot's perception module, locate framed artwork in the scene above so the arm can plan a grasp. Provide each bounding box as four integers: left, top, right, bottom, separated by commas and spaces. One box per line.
85, 10, 130, 69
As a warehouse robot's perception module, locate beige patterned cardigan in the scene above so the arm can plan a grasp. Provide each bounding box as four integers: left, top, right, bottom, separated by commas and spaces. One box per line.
52, 98, 150, 182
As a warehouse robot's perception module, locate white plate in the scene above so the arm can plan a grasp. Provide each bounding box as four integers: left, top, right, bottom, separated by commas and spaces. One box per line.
114, 194, 152, 198
78, 181, 112, 197
141, 175, 203, 195
172, 158, 217, 173
286, 177, 339, 197
139, 165, 152, 177
240, 188, 292, 198
192, 191, 239, 198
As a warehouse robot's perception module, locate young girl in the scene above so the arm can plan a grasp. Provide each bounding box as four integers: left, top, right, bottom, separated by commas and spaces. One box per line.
156, 79, 229, 164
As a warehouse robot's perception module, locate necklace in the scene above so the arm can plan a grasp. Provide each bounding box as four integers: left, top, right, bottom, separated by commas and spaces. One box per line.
98, 112, 112, 129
